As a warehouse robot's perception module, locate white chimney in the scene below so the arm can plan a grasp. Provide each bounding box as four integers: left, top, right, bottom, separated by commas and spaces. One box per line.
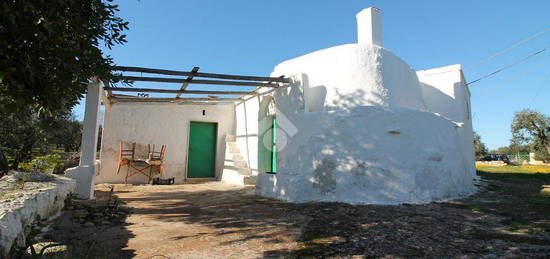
356, 7, 382, 46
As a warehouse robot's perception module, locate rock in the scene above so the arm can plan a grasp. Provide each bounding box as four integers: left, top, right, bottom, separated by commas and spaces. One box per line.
0, 173, 75, 258
83, 222, 95, 227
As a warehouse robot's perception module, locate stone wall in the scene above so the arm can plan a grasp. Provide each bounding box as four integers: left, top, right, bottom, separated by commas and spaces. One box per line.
0, 171, 75, 257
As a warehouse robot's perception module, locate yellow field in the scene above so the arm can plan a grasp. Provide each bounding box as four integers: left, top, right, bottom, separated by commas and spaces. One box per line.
476, 164, 550, 174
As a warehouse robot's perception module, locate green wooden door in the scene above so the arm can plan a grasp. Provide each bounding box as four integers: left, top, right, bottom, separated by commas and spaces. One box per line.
259, 116, 277, 173
187, 122, 217, 178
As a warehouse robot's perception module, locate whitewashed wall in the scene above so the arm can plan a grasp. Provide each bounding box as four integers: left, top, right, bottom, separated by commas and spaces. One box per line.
256, 78, 477, 204
97, 102, 235, 184
272, 44, 426, 111
234, 96, 260, 173
417, 65, 476, 181
255, 40, 477, 204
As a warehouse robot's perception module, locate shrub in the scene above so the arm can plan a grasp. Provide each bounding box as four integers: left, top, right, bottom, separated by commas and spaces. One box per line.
19, 154, 64, 173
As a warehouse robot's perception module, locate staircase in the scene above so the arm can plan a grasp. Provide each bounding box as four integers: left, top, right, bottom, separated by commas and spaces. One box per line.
221, 135, 256, 185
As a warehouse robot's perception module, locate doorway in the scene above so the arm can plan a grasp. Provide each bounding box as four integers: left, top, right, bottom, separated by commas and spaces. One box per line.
187, 121, 217, 178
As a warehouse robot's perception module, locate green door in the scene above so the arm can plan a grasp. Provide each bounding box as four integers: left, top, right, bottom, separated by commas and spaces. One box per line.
187, 121, 217, 178
259, 116, 277, 173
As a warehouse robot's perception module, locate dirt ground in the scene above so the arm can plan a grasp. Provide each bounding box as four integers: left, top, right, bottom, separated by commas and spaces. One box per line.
42, 171, 550, 258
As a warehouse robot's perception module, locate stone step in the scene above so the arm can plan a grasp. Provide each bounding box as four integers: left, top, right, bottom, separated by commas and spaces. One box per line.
229, 165, 251, 175
224, 160, 248, 168
233, 160, 248, 168
226, 141, 238, 147
228, 147, 240, 154
225, 134, 236, 142
221, 169, 256, 185
232, 154, 244, 161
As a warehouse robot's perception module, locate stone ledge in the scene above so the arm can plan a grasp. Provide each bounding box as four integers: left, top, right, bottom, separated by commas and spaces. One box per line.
0, 171, 75, 257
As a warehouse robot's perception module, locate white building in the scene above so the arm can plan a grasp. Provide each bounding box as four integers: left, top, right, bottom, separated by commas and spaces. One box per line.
72, 7, 476, 204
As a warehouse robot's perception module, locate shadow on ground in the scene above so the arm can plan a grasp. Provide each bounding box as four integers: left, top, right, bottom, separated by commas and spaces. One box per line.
41, 188, 136, 258
104, 171, 550, 258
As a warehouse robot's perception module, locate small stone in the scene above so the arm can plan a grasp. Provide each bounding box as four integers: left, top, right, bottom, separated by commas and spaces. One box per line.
73, 209, 88, 217
101, 220, 111, 225
83, 222, 95, 227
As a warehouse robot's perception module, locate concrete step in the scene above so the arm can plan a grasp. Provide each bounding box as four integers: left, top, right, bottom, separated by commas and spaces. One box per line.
226, 141, 238, 147
221, 169, 256, 185
233, 160, 248, 168
228, 147, 240, 154
225, 134, 236, 142
232, 154, 244, 161
224, 160, 248, 168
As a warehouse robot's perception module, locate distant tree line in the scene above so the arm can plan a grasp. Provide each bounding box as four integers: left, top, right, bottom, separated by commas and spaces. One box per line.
476, 109, 550, 162
0, 110, 83, 169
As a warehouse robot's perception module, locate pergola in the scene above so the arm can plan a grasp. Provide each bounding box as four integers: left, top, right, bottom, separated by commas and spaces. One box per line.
66, 66, 291, 199
104, 66, 292, 104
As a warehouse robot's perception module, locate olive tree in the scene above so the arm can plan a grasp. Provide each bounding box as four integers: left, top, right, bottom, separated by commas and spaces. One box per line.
0, 0, 128, 168
0, 0, 128, 114
511, 109, 550, 162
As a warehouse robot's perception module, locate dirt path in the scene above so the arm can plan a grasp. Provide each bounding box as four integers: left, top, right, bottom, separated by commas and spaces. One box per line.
44, 172, 550, 258
108, 183, 303, 258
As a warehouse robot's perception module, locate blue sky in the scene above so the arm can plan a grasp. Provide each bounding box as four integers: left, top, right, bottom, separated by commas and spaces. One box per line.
75, 0, 550, 150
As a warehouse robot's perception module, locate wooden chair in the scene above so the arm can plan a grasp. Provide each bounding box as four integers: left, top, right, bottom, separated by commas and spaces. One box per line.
117, 142, 167, 184
116, 142, 136, 175
146, 144, 167, 178
116, 141, 149, 183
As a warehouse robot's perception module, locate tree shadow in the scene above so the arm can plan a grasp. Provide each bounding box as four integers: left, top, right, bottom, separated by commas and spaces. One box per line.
100, 176, 549, 258
43, 189, 137, 258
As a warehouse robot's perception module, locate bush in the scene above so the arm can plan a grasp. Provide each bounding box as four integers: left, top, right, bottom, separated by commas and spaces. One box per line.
19, 153, 65, 173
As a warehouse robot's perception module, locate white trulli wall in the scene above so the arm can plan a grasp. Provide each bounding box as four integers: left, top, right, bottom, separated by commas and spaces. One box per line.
417, 65, 476, 184
271, 44, 427, 111
255, 7, 477, 204
97, 103, 235, 184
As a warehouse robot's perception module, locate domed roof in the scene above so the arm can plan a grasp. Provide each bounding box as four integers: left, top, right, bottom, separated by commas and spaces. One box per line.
272, 43, 426, 111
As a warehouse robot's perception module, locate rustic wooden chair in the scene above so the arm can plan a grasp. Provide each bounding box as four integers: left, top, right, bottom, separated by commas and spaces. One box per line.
146, 144, 167, 178
116, 141, 136, 175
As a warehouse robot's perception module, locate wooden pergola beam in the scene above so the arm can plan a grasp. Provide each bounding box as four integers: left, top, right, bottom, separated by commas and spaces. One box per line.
176, 66, 200, 98
112, 66, 291, 83
111, 97, 241, 103
113, 75, 279, 87
104, 87, 254, 96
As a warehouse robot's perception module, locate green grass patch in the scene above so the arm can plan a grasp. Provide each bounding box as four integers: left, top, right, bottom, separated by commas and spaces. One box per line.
476, 165, 550, 174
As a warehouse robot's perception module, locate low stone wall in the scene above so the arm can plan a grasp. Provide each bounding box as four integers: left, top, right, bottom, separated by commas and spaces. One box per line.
0, 171, 75, 257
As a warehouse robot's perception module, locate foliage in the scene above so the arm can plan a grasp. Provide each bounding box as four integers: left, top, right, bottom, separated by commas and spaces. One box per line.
0, 0, 128, 114
19, 153, 65, 173
494, 143, 531, 155
46, 115, 83, 152
0, 108, 82, 169
511, 109, 550, 162
0, 108, 49, 169
474, 131, 488, 160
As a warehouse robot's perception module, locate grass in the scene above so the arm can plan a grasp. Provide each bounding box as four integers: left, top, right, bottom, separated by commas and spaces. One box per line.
476, 164, 550, 174
472, 165, 550, 235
